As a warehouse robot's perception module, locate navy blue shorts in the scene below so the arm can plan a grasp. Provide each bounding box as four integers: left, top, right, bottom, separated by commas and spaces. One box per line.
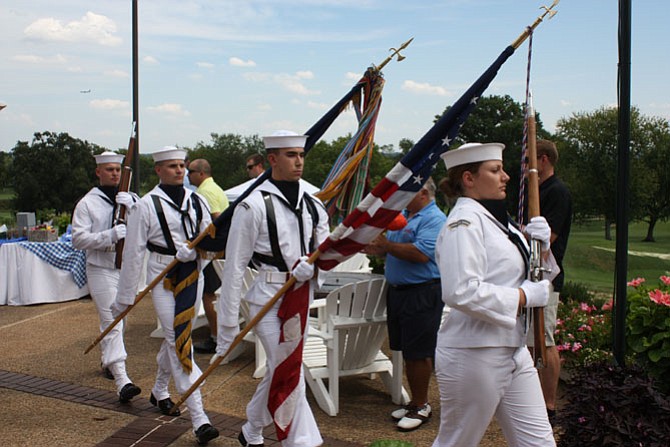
203, 262, 221, 294
387, 279, 444, 360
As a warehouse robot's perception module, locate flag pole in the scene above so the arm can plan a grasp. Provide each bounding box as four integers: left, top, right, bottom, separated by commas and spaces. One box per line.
169, 39, 416, 412
85, 38, 414, 355
170, 249, 321, 413
83, 225, 215, 354
511, 0, 559, 50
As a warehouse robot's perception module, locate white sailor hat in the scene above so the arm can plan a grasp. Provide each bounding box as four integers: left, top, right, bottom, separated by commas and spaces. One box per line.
94, 151, 124, 165
152, 146, 187, 163
440, 142, 505, 170
263, 130, 308, 150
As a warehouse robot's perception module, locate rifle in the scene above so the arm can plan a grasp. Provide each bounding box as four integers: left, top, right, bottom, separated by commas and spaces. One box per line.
526, 102, 549, 369
114, 122, 137, 269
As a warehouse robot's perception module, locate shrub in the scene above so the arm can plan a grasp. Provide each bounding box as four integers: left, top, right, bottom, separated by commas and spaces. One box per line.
556, 361, 670, 447
555, 289, 612, 368
626, 275, 670, 392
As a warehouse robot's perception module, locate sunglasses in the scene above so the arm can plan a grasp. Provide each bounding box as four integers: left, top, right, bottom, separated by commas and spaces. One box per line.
246, 164, 257, 170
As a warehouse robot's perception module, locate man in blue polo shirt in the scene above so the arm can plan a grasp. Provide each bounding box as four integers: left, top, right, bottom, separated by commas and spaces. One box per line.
364, 177, 446, 432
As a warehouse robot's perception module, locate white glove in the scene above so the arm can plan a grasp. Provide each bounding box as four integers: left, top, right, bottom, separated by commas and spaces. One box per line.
215, 325, 240, 357
115, 192, 134, 208
520, 279, 552, 308
291, 256, 314, 283
111, 301, 129, 319
111, 224, 126, 243
525, 216, 551, 252
176, 244, 197, 262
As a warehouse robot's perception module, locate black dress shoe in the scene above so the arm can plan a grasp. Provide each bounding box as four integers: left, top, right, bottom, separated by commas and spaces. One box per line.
150, 392, 181, 416
194, 337, 217, 354
195, 423, 219, 446
118, 383, 141, 403
101, 365, 114, 380
238, 431, 264, 447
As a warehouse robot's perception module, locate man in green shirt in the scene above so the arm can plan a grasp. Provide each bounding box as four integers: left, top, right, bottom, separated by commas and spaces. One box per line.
188, 158, 229, 353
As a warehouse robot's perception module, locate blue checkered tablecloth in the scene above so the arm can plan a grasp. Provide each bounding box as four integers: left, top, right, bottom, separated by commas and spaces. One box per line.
18, 241, 87, 288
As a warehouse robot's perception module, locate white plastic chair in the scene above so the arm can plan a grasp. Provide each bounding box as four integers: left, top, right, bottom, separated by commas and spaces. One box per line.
303, 278, 409, 416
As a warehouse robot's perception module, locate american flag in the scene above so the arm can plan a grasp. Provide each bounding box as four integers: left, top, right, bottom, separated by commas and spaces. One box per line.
267, 281, 311, 440
316, 46, 517, 270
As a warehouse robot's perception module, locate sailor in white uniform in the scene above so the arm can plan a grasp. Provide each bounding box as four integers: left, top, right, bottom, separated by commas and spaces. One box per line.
113, 146, 219, 445
216, 131, 329, 447
72, 151, 141, 403
432, 142, 557, 447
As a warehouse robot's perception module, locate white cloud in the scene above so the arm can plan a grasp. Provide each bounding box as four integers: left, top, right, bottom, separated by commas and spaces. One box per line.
258, 103, 272, 111
402, 80, 450, 96
295, 70, 314, 80
90, 99, 129, 110
143, 56, 159, 65
243, 71, 319, 95
197, 62, 214, 69
23, 12, 122, 46
560, 100, 572, 107
229, 57, 257, 68
307, 101, 329, 110
147, 103, 191, 116
345, 72, 361, 81
104, 69, 129, 78
13, 54, 67, 64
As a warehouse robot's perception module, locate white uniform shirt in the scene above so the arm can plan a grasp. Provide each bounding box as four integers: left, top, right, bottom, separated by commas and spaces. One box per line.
72, 187, 132, 269
218, 179, 330, 327
115, 185, 211, 305
436, 197, 529, 348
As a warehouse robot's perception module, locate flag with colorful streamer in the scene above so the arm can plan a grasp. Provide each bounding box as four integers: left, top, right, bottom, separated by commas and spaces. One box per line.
316, 46, 517, 271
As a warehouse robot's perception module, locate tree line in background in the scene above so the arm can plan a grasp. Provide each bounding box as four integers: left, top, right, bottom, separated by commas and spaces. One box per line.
2, 95, 669, 241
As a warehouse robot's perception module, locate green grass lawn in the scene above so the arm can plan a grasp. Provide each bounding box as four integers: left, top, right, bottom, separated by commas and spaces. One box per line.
564, 219, 670, 293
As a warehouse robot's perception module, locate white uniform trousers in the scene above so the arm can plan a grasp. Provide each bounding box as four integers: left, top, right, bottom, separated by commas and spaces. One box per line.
432, 346, 555, 447
87, 264, 130, 391
242, 303, 323, 447
151, 274, 210, 430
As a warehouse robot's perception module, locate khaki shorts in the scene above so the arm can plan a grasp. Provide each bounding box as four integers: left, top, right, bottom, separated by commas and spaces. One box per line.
526, 291, 559, 347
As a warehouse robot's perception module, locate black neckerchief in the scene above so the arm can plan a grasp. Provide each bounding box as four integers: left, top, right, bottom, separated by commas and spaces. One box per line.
97, 185, 118, 205
477, 199, 508, 228
269, 178, 299, 209
477, 199, 530, 275
159, 184, 185, 207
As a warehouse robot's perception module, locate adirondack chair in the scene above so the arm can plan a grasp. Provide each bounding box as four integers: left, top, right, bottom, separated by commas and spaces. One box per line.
303, 278, 410, 416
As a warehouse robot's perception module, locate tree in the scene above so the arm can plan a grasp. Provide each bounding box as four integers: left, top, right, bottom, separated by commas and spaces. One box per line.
188, 133, 264, 190
556, 107, 665, 240
0, 151, 10, 189
633, 116, 670, 241
10, 132, 104, 214
437, 94, 550, 216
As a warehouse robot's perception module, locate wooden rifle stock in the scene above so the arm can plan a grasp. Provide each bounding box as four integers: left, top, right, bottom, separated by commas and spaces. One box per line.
114, 122, 137, 269
526, 105, 547, 369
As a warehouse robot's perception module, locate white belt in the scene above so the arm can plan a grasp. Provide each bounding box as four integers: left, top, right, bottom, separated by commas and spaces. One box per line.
150, 252, 175, 266
264, 271, 290, 284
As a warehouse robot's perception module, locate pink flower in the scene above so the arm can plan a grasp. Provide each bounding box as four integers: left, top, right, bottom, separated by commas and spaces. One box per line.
648, 289, 670, 307
578, 324, 592, 332
571, 342, 583, 352
627, 277, 646, 287
601, 299, 613, 311
579, 302, 591, 312
660, 275, 670, 286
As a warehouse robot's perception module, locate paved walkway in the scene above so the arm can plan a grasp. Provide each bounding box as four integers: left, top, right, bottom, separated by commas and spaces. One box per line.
0, 295, 505, 446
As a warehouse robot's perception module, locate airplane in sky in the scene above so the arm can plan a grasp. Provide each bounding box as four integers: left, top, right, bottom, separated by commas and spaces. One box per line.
80, 89, 91, 93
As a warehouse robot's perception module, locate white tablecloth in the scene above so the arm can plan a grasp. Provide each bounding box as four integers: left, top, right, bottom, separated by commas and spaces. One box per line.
0, 243, 89, 306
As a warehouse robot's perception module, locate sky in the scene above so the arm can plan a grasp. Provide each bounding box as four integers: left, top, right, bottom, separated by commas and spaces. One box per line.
1, 1, 668, 155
